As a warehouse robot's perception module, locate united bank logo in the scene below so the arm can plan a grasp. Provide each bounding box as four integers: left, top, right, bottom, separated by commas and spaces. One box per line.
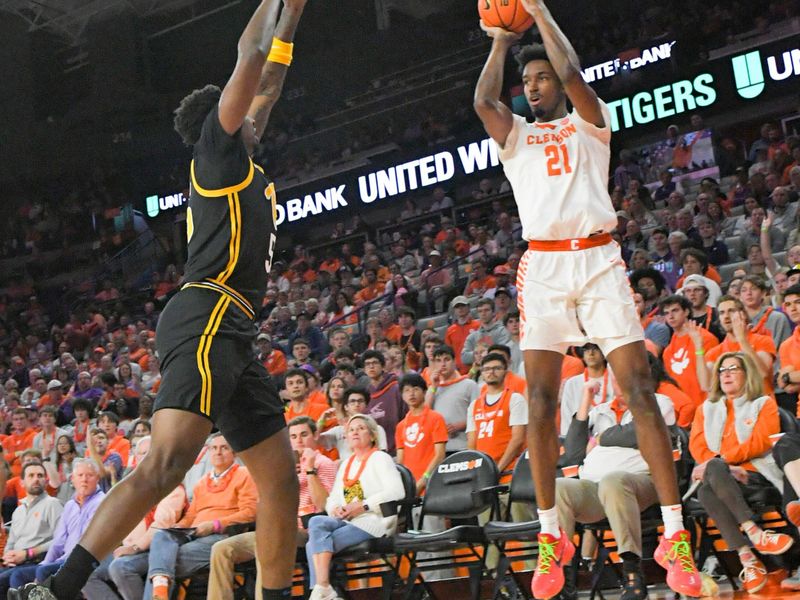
145, 193, 188, 218
731, 51, 765, 99
146, 195, 160, 217
731, 47, 800, 100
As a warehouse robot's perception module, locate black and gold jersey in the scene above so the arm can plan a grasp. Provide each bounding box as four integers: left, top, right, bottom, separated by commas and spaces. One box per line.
182, 106, 277, 319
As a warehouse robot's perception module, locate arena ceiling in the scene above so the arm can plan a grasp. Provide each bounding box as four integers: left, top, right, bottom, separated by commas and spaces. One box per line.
0, 0, 224, 46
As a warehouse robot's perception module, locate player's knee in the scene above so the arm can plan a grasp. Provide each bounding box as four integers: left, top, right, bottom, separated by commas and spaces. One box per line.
136, 451, 192, 494
623, 378, 657, 412
528, 383, 558, 420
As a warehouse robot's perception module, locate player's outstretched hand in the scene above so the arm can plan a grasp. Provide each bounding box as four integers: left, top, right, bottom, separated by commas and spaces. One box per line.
479, 20, 522, 43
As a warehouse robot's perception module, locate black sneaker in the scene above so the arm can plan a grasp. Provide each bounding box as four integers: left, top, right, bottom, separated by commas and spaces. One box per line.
8, 580, 58, 600
620, 570, 648, 600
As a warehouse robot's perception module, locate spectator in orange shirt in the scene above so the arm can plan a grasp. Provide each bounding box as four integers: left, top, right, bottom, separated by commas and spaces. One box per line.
361, 255, 391, 286
649, 354, 696, 429
463, 260, 496, 298
301, 366, 328, 407
419, 336, 443, 384
283, 369, 328, 424
95, 411, 131, 467
2, 409, 34, 478
701, 296, 776, 397
396, 374, 447, 495
778, 286, 800, 410
141, 433, 258, 599
445, 296, 479, 374
661, 295, 719, 408
256, 333, 287, 380
340, 243, 361, 270
318, 256, 341, 275
467, 353, 527, 483
378, 307, 402, 343
482, 342, 523, 392
689, 352, 789, 593
354, 269, 384, 305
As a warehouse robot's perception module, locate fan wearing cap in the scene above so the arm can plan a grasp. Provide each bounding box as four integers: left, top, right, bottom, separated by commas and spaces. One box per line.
485, 265, 517, 300
559, 343, 613, 436
698, 296, 776, 397
288, 312, 327, 361
445, 297, 479, 375
256, 334, 287, 379
740, 275, 792, 350
678, 275, 725, 341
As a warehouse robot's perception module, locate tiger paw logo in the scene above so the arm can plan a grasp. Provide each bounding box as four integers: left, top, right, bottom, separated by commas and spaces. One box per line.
670, 347, 690, 375
404, 422, 425, 448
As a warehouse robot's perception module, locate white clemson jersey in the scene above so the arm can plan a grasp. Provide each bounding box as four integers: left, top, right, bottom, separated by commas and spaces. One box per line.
497, 100, 617, 241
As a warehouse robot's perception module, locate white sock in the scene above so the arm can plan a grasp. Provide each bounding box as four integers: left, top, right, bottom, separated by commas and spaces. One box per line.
661, 504, 685, 538
538, 505, 560, 538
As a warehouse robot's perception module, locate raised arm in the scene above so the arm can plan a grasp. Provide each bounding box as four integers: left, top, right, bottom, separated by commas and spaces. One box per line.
218, 0, 282, 135
473, 24, 521, 146
520, 0, 604, 127
249, 0, 308, 140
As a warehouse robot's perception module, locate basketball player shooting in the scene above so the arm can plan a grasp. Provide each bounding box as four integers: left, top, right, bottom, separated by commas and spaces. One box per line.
10, 1, 307, 599
473, 1, 701, 598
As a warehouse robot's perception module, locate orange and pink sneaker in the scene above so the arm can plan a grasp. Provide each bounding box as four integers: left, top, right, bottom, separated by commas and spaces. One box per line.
739, 556, 768, 594
654, 529, 702, 597
532, 529, 575, 600
750, 528, 794, 555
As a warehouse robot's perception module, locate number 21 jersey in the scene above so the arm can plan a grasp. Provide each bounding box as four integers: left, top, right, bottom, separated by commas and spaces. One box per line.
497, 100, 616, 241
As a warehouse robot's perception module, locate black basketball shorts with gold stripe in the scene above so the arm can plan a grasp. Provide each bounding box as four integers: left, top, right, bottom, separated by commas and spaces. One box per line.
153, 285, 285, 452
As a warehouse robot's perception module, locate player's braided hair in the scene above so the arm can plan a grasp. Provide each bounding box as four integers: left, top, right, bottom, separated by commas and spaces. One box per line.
515, 43, 550, 75
173, 84, 222, 146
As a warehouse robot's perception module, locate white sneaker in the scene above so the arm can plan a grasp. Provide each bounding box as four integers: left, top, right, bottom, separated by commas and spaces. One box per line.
309, 584, 340, 600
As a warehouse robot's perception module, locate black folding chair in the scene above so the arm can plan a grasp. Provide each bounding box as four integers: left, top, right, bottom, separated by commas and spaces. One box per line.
483, 450, 543, 600
330, 463, 418, 600
395, 450, 502, 600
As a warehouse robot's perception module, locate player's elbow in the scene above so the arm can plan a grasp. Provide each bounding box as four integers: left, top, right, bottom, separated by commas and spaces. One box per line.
237, 42, 268, 65
473, 98, 496, 117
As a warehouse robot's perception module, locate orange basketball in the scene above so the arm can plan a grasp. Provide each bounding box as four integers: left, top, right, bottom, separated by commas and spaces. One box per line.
478, 0, 534, 34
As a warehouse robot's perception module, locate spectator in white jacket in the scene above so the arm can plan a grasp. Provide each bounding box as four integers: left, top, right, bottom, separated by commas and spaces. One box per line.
305, 415, 404, 600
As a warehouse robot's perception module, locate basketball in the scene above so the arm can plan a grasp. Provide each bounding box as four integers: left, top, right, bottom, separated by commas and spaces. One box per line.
478, 0, 534, 34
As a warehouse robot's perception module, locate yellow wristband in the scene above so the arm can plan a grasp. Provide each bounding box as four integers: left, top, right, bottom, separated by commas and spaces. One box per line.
267, 37, 293, 66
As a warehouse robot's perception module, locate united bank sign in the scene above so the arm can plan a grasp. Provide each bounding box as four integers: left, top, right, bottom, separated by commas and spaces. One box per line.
144, 38, 799, 224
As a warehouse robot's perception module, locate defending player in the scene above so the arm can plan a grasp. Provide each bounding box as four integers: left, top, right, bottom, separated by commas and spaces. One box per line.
11, 1, 307, 599
473, 1, 701, 598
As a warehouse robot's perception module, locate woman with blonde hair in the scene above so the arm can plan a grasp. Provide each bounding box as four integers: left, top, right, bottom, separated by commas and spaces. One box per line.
305, 414, 404, 600
689, 352, 791, 593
